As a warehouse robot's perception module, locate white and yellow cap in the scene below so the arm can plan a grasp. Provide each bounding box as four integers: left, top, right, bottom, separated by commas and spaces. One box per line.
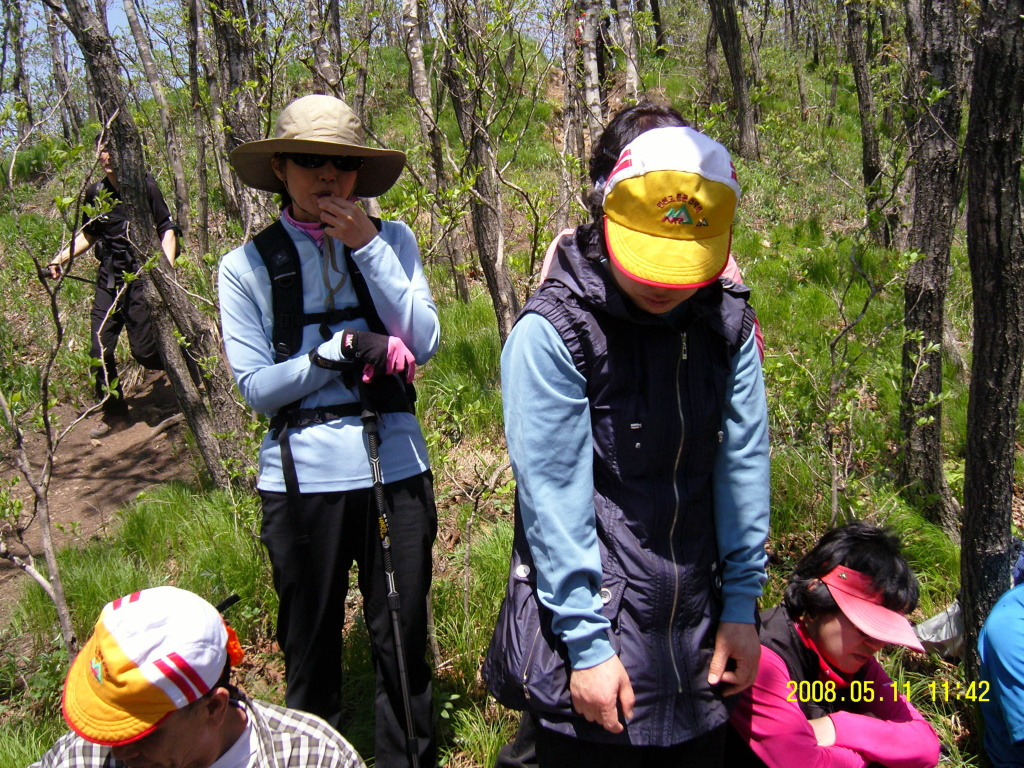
602, 126, 741, 289
62, 587, 230, 746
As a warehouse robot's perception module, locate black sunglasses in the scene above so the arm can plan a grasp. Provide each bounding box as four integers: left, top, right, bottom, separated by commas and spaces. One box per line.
280, 153, 364, 172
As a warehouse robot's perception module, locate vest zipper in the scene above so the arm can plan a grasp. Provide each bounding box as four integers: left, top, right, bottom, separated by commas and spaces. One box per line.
667, 332, 688, 693
521, 624, 543, 700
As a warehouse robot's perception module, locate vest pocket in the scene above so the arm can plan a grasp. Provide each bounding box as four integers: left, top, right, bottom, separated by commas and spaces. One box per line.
483, 557, 626, 718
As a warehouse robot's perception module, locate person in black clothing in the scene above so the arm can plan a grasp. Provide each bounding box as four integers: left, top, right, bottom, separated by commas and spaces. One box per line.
47, 139, 179, 438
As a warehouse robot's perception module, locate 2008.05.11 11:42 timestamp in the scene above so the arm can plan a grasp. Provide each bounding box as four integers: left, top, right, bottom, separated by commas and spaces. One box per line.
786, 678, 990, 704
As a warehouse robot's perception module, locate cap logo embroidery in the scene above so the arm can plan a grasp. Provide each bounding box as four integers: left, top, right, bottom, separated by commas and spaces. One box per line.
662, 205, 693, 225
90, 655, 104, 684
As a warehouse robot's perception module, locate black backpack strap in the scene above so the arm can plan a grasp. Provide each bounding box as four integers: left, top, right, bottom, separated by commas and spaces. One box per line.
253, 219, 387, 363
253, 220, 306, 363
344, 216, 387, 334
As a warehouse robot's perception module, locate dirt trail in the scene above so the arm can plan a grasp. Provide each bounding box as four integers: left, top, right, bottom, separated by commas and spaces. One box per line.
0, 372, 193, 630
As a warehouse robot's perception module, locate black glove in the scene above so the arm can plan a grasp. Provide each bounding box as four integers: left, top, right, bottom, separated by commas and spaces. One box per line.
341, 330, 391, 374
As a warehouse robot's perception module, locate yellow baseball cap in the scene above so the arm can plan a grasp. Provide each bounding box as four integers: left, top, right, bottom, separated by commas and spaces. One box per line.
603, 126, 741, 289
62, 587, 231, 746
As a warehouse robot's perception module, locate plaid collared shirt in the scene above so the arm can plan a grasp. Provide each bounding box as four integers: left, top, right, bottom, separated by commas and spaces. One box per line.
29, 695, 365, 768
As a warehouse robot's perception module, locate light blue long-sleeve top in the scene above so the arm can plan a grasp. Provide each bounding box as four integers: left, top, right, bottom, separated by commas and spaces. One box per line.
218, 217, 439, 492
502, 311, 770, 670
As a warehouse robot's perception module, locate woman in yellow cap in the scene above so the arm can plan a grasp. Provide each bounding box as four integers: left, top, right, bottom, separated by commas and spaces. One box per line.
485, 104, 770, 767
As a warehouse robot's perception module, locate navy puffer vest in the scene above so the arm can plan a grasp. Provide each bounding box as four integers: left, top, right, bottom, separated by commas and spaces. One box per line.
484, 225, 756, 746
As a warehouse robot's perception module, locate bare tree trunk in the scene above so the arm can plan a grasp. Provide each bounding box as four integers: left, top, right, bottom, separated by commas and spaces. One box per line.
122, 0, 192, 239
580, 0, 605, 149
784, 0, 797, 47
796, 65, 808, 121
708, 0, 760, 159
704, 12, 721, 105
558, 0, 587, 234
825, 67, 839, 127
845, 0, 887, 245
207, 0, 273, 234
897, 0, 966, 539
402, 0, 470, 302
193, 2, 240, 222
45, 9, 83, 144
611, 0, 640, 101
185, 0, 210, 255
739, 0, 763, 90
645, 0, 664, 55
352, 0, 374, 119
442, 0, 522, 341
961, 0, 1024, 684
6, 0, 35, 141
305, 0, 344, 96
44, 0, 255, 489
0, 382, 77, 653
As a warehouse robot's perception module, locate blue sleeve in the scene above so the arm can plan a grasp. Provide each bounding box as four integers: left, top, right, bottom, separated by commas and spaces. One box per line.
502, 313, 615, 670
980, 588, 1024, 745
217, 242, 341, 414
348, 221, 439, 363
713, 330, 770, 623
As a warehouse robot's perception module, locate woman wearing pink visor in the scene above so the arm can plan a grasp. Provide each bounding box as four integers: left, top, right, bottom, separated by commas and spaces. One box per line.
727, 523, 940, 768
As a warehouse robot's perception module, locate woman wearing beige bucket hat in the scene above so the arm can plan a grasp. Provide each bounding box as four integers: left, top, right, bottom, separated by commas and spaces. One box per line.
217, 94, 439, 768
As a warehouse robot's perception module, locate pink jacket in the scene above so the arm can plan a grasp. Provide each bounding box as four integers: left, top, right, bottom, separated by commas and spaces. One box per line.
729, 646, 940, 768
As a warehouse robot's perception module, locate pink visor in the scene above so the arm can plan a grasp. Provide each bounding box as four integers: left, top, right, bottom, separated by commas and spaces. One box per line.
821, 565, 925, 652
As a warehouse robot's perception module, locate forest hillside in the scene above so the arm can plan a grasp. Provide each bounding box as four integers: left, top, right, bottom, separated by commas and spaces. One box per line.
1, 0, 1023, 765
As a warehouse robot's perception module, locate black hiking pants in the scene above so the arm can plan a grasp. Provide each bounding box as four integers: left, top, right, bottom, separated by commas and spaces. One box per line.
90, 262, 163, 416
259, 470, 438, 768
496, 712, 727, 768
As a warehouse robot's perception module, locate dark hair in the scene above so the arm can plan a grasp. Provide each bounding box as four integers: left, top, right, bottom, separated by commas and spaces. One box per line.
586, 101, 689, 220
179, 661, 237, 716
783, 522, 920, 621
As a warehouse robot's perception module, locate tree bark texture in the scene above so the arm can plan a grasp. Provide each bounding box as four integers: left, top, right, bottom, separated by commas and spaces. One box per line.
45, 9, 82, 144
191, 0, 240, 222
122, 0, 192, 239
844, 0, 887, 245
558, 0, 587, 235
649, 0, 665, 55
185, 0, 211, 255
305, 0, 344, 97
962, 0, 1024, 684
442, 0, 521, 342
703, 12, 721, 105
6, 0, 35, 141
897, 0, 966, 539
351, 0, 374, 119
580, 0, 605, 149
611, 0, 641, 101
707, 0, 760, 159
44, 0, 255, 489
206, 0, 273, 234
402, 0, 470, 302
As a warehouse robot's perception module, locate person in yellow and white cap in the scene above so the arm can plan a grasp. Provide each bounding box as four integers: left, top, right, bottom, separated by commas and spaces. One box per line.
29, 586, 365, 768
484, 111, 770, 767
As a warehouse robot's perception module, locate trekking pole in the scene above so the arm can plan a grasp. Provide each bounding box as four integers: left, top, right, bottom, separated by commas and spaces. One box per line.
359, 389, 421, 768
38, 267, 94, 285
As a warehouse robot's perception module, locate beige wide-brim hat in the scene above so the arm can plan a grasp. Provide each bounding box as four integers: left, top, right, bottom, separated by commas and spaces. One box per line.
229, 94, 406, 198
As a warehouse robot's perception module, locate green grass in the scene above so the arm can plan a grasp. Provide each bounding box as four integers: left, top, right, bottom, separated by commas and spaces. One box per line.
418, 292, 504, 466
0, 19, 998, 768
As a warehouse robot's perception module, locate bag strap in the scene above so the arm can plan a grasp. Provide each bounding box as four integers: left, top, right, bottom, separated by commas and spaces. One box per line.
252, 217, 384, 363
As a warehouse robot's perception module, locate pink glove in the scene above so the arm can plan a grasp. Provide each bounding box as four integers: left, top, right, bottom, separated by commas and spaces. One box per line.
362, 336, 416, 383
